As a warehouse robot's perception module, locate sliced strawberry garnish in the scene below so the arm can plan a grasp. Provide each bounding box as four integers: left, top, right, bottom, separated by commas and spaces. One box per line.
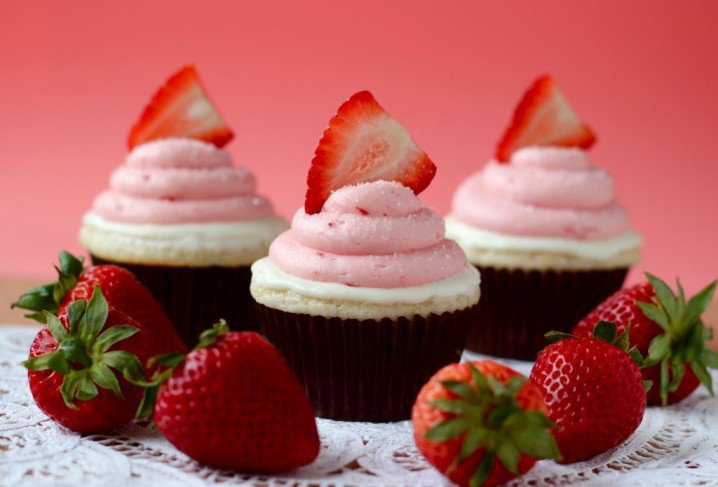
495, 75, 596, 162
305, 91, 436, 214
127, 65, 234, 149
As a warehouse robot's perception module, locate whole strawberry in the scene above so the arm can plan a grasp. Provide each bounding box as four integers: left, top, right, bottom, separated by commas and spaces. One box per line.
13, 251, 186, 353
141, 321, 320, 472
573, 274, 717, 405
530, 322, 647, 463
24, 286, 153, 434
412, 360, 560, 487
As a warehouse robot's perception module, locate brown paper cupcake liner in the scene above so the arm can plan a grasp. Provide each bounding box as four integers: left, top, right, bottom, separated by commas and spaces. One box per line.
90, 255, 257, 347
255, 302, 478, 422
467, 266, 628, 360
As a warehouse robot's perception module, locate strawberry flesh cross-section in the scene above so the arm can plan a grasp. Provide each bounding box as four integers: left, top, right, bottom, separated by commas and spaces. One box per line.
305, 91, 436, 214
127, 65, 234, 150
495, 75, 596, 162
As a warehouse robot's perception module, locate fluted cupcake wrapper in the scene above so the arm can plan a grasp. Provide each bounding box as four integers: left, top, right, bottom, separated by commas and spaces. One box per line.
467, 266, 628, 361
254, 302, 478, 422
89, 255, 257, 347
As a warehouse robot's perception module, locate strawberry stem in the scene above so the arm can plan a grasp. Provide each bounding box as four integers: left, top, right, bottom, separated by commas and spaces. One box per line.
22, 286, 146, 408
423, 364, 561, 485
195, 319, 229, 350
639, 274, 717, 405
12, 251, 85, 323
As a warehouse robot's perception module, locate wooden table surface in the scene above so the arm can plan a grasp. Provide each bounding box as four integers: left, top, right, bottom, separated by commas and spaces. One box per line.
2, 276, 718, 350
1, 277, 46, 324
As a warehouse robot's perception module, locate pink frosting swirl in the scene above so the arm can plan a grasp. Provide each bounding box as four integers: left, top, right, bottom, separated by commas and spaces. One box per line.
92, 138, 275, 224
452, 147, 632, 240
269, 181, 466, 288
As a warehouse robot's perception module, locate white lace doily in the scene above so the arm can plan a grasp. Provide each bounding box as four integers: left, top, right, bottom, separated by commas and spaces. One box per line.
3, 325, 718, 486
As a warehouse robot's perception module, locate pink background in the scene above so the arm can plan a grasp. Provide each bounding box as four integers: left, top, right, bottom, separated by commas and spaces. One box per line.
1, 1, 717, 292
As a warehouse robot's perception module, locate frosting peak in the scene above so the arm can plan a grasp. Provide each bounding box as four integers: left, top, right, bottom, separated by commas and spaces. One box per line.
322, 181, 423, 217
92, 138, 275, 224
270, 181, 466, 288
126, 138, 232, 169
452, 146, 632, 240
512, 146, 592, 169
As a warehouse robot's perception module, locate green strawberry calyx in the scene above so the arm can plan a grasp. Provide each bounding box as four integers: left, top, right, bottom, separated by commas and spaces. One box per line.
638, 273, 718, 405
134, 319, 229, 420
423, 363, 561, 487
22, 285, 147, 409
11, 251, 85, 323
546, 321, 651, 392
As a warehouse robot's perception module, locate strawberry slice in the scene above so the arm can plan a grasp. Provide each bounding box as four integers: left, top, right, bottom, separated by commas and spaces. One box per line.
305, 91, 436, 214
495, 75, 596, 162
127, 65, 234, 149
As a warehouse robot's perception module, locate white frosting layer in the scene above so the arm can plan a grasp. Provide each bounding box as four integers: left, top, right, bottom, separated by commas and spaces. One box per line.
250, 257, 480, 319
446, 216, 643, 260
80, 212, 288, 267
446, 215, 641, 271
445, 216, 642, 261
251, 257, 480, 303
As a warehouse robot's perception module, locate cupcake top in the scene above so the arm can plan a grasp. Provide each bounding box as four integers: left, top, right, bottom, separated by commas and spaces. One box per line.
251, 91, 480, 319
452, 146, 632, 241
447, 75, 641, 270
270, 180, 466, 288
92, 137, 275, 225
80, 66, 286, 267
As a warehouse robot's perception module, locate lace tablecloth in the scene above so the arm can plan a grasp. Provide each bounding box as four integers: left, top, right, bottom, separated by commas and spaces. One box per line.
3, 325, 718, 486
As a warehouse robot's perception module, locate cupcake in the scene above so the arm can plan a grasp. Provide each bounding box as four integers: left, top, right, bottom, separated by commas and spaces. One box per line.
446, 75, 642, 360
250, 91, 481, 422
80, 66, 287, 346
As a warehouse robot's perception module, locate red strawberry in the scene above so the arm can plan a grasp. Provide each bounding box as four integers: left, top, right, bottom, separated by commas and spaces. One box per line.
495, 75, 596, 162
305, 91, 436, 214
13, 251, 186, 354
24, 287, 155, 434
412, 360, 560, 487
127, 65, 234, 149
141, 321, 320, 472
573, 274, 718, 406
530, 322, 647, 463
